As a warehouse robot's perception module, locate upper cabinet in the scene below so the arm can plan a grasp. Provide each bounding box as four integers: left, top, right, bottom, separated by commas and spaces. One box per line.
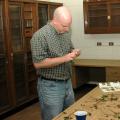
37, 1, 63, 28
83, 0, 120, 33
48, 3, 63, 20
38, 3, 48, 28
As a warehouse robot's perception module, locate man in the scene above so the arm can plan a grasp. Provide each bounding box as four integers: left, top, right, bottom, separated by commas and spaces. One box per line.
30, 6, 80, 120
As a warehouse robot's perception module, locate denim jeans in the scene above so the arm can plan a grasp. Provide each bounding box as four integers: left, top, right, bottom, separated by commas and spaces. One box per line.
37, 77, 75, 120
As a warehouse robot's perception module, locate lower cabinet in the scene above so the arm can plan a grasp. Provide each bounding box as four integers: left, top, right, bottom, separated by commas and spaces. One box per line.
72, 66, 89, 88
72, 65, 120, 89
106, 67, 120, 82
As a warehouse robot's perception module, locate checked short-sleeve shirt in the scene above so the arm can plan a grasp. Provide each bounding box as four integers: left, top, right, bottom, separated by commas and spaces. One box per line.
30, 23, 74, 80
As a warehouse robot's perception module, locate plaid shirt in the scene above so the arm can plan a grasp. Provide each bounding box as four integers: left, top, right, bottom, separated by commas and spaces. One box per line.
30, 23, 74, 80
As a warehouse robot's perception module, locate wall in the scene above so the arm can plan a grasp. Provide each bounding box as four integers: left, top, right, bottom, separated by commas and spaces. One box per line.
38, 0, 120, 60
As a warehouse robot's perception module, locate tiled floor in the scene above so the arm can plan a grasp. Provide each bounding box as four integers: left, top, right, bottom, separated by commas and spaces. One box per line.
4, 84, 96, 120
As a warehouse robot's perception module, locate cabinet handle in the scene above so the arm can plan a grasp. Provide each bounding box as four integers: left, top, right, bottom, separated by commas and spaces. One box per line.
107, 16, 111, 20
24, 54, 27, 60
6, 61, 8, 64
10, 53, 13, 61
11, 53, 13, 57
10, 53, 13, 60
85, 20, 88, 25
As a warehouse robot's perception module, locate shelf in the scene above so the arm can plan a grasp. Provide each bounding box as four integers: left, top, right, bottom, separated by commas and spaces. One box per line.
24, 19, 33, 28
24, 7, 32, 12
24, 12, 32, 19
88, 5, 107, 10
88, 8, 107, 11
89, 15, 107, 17
111, 13, 120, 16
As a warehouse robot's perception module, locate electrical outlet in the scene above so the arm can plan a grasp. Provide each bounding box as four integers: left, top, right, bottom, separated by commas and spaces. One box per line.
97, 42, 102, 46
102, 42, 108, 46
109, 42, 114, 46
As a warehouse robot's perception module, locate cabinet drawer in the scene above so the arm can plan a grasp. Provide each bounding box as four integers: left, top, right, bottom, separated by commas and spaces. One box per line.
106, 75, 120, 82
106, 67, 120, 81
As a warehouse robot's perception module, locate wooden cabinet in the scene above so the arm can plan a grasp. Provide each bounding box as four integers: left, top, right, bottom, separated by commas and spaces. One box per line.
0, 0, 63, 116
9, 1, 38, 104
72, 59, 120, 89
38, 1, 63, 28
106, 67, 120, 82
23, 2, 38, 99
9, 3, 28, 104
72, 66, 89, 88
83, 0, 120, 33
0, 0, 12, 113
0, 0, 38, 115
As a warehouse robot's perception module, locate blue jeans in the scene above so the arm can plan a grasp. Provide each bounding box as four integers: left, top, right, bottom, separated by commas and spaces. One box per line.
37, 77, 75, 120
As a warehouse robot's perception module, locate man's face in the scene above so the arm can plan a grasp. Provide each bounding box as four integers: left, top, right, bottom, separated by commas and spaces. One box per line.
57, 20, 72, 33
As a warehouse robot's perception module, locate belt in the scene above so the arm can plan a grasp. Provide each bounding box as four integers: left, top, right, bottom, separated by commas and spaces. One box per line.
38, 75, 69, 82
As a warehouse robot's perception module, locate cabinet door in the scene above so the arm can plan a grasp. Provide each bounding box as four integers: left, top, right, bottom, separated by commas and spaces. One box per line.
38, 4, 48, 28
48, 4, 62, 20
84, 1, 109, 33
48, 5, 58, 20
106, 67, 120, 82
0, 1, 11, 111
38, 2, 62, 28
23, 3, 38, 37
9, 3, 28, 104
109, 2, 120, 33
23, 3, 38, 98
26, 52, 37, 98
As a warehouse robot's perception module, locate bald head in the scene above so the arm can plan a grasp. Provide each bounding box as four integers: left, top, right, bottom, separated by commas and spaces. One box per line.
53, 6, 72, 25
51, 6, 72, 33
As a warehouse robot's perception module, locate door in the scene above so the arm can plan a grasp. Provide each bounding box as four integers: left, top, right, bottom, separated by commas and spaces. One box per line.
0, 0, 11, 112
9, 3, 28, 104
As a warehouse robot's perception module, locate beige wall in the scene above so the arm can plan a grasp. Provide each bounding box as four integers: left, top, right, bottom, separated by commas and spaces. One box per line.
38, 0, 120, 60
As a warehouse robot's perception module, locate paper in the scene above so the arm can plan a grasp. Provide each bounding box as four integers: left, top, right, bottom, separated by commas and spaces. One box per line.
99, 82, 120, 92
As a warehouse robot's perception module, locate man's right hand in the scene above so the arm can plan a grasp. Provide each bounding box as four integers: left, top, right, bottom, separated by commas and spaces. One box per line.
64, 49, 80, 62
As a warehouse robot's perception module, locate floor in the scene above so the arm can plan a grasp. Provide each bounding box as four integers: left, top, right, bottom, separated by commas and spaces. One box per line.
4, 84, 96, 120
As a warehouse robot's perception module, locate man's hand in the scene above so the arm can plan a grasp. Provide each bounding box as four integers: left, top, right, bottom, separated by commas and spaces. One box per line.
72, 49, 80, 57
33, 49, 80, 69
64, 49, 80, 62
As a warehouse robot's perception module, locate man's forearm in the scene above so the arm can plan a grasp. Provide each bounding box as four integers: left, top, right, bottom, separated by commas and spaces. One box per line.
33, 49, 80, 69
33, 56, 67, 69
